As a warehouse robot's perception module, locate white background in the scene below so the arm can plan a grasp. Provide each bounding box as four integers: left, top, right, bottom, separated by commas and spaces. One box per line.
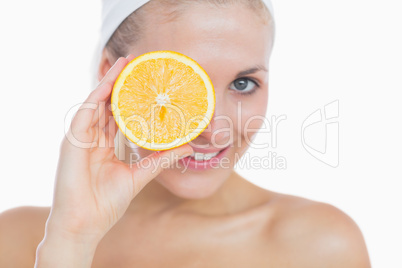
0, 0, 401, 267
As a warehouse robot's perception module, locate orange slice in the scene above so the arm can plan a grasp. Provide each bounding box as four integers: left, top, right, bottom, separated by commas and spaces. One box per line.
111, 51, 215, 151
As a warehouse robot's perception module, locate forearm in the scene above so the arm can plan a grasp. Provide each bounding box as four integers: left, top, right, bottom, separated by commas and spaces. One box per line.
34, 235, 99, 268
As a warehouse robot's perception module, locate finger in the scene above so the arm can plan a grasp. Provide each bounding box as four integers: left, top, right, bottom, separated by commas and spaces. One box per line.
89, 57, 129, 104
89, 56, 131, 129
97, 112, 118, 150
95, 99, 112, 130
96, 55, 135, 147
97, 57, 129, 89
130, 144, 194, 194
91, 99, 107, 129
70, 82, 112, 135
71, 57, 128, 134
105, 107, 118, 142
93, 99, 117, 149
104, 119, 118, 149
95, 55, 135, 147
126, 54, 136, 62
92, 102, 117, 149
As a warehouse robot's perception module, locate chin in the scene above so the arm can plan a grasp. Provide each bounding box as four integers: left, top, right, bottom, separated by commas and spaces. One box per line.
155, 167, 230, 200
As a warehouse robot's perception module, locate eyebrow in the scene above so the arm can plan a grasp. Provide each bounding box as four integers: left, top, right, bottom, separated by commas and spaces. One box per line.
235, 64, 268, 78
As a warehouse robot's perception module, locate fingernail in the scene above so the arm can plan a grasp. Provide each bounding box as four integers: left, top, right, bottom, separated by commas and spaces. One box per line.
178, 154, 190, 160
112, 57, 124, 67
179, 150, 192, 159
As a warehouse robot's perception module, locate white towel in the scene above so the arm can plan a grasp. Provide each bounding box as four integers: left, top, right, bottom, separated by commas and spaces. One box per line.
91, 0, 275, 88
100, 0, 275, 51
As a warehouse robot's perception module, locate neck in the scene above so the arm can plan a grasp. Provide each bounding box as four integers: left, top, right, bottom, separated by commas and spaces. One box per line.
115, 130, 268, 216
126, 170, 262, 216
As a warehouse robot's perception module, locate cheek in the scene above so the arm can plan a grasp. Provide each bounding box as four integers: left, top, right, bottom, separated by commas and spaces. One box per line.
238, 92, 268, 141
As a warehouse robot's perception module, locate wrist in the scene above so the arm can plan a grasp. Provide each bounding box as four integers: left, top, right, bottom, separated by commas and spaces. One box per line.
35, 233, 99, 268
45, 212, 105, 246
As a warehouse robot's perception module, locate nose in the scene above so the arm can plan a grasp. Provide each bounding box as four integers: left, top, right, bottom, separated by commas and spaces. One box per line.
190, 96, 232, 149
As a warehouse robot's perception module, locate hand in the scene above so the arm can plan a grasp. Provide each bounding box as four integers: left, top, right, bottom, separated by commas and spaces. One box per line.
45, 55, 193, 245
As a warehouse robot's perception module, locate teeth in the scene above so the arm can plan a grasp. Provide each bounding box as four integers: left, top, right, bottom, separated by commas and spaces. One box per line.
190, 151, 219, 161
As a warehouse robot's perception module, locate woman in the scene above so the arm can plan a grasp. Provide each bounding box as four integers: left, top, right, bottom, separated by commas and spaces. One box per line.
0, 0, 371, 267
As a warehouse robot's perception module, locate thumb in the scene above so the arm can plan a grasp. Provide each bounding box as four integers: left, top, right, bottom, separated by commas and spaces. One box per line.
130, 144, 193, 195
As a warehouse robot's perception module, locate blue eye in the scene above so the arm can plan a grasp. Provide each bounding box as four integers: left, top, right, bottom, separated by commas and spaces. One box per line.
229, 78, 259, 94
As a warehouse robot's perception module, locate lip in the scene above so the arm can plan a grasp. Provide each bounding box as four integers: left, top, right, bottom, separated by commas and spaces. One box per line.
180, 145, 231, 171
188, 145, 229, 154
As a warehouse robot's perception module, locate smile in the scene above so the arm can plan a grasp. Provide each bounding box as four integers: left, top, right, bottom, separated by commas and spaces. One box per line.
180, 145, 231, 170
189, 151, 220, 161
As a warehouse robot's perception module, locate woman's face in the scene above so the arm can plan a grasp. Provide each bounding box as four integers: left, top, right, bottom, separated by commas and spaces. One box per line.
127, 4, 273, 199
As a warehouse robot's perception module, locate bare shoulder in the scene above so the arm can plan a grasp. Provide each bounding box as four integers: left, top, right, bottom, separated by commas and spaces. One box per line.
0, 206, 51, 267
265, 192, 371, 268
